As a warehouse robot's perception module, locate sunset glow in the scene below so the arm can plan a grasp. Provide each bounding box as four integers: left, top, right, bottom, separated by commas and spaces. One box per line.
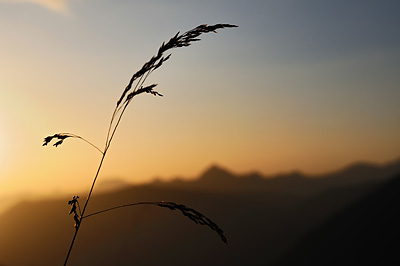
1, 1, 399, 212
0, 130, 4, 170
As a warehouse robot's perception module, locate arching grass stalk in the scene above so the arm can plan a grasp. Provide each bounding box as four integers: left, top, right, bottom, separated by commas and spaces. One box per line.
43, 23, 237, 266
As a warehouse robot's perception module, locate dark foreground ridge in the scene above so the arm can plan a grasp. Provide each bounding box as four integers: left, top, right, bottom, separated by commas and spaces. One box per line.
278, 171, 400, 266
0, 159, 399, 266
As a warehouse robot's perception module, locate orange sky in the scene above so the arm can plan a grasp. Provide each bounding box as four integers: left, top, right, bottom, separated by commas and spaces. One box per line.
1, 1, 400, 211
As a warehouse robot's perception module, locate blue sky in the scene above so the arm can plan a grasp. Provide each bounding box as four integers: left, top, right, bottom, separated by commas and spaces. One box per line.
0, 0, 399, 208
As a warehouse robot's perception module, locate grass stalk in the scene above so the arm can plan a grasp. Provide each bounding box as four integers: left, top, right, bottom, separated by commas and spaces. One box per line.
63, 150, 107, 266
43, 23, 237, 265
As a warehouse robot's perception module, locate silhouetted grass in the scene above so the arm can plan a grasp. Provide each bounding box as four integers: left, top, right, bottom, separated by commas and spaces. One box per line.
83, 201, 227, 244
43, 23, 237, 266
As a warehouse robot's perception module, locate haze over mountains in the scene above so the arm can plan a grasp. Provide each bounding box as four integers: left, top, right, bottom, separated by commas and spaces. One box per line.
0, 159, 399, 266
155, 159, 400, 194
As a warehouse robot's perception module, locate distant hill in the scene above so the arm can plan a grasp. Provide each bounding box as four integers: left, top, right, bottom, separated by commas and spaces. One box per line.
0, 159, 399, 266
278, 171, 400, 266
155, 159, 400, 195
96, 179, 130, 193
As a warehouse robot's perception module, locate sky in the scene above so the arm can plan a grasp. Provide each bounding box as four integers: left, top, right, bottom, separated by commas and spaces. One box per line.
1, 0, 400, 209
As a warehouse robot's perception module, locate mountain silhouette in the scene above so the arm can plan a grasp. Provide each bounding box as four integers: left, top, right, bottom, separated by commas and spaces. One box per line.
277, 171, 400, 266
0, 159, 399, 266
158, 159, 400, 195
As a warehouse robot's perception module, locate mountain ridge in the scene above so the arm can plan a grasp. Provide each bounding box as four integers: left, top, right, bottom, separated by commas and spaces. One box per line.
0, 158, 399, 265
150, 158, 400, 195
278, 171, 400, 266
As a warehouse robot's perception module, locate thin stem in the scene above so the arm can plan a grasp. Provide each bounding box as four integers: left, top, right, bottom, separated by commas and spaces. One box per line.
63, 150, 107, 266
114, 70, 145, 116
106, 102, 129, 150
132, 72, 145, 93
108, 69, 146, 148
83, 202, 153, 219
64, 101, 129, 265
105, 106, 118, 149
64, 85, 132, 266
82, 201, 229, 244
76, 200, 82, 217
74, 136, 103, 154
61, 23, 237, 265
135, 69, 153, 93
63, 226, 79, 266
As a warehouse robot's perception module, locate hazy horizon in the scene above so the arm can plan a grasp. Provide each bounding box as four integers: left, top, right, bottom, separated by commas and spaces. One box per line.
1, 155, 399, 265
1, 1, 400, 215
1, 156, 399, 216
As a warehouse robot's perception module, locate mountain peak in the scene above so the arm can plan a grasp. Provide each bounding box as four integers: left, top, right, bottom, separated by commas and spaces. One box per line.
198, 165, 236, 184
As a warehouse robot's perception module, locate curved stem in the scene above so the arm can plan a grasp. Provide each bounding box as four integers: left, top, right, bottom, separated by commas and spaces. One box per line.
61, 22, 236, 266
133, 72, 145, 93
64, 102, 129, 265
74, 136, 103, 154
82, 201, 228, 244
106, 102, 129, 150
136, 69, 153, 93
64, 95, 131, 266
105, 106, 118, 150
83, 202, 154, 219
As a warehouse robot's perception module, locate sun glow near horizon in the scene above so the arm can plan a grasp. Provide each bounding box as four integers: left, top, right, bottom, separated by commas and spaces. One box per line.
0, 131, 5, 172
0, 106, 12, 179
0, 1, 399, 208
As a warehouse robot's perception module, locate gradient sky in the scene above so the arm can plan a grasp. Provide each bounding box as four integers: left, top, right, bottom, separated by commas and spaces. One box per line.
1, 0, 400, 206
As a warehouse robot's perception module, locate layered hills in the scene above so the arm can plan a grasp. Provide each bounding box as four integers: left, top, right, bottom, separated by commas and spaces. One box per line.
278, 165, 400, 266
0, 159, 399, 266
